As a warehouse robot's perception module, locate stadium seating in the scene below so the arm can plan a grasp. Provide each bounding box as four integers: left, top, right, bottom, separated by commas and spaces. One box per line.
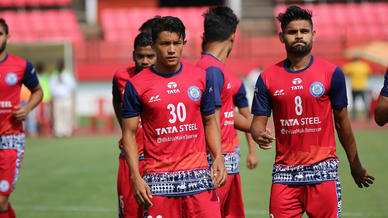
101, 7, 208, 42
1, 10, 83, 43
0, 0, 72, 7
274, 3, 388, 41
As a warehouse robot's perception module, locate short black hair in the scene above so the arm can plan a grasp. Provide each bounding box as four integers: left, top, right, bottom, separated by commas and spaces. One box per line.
134, 32, 152, 49
151, 16, 185, 42
203, 6, 239, 43
277, 6, 313, 32
0, 18, 9, 35
139, 16, 162, 33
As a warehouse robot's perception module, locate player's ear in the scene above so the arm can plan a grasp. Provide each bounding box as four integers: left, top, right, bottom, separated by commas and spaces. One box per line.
312, 29, 316, 42
183, 40, 187, 46
278, 32, 284, 43
229, 33, 235, 43
150, 40, 155, 49
132, 50, 136, 62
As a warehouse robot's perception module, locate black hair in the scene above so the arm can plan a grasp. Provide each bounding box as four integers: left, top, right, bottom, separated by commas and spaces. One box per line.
151, 16, 185, 43
203, 6, 239, 43
134, 32, 152, 49
139, 16, 162, 33
277, 6, 313, 32
0, 18, 9, 35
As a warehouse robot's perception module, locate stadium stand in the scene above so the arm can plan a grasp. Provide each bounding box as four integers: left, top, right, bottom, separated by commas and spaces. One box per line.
1, 10, 83, 42
0, 0, 72, 7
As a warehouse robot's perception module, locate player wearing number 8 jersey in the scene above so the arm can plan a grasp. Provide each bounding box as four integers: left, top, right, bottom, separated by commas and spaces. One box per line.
250, 6, 374, 218
121, 16, 226, 218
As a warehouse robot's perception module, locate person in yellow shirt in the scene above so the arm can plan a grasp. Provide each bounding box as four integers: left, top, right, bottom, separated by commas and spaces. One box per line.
343, 58, 372, 120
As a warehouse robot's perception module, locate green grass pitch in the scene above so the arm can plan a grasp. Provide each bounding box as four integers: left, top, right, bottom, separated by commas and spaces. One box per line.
10, 130, 388, 217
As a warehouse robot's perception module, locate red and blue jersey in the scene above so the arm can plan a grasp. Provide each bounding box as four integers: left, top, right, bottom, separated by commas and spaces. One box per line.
252, 56, 348, 166
0, 54, 39, 136
112, 66, 144, 156
197, 53, 237, 154
121, 62, 216, 196
380, 69, 388, 97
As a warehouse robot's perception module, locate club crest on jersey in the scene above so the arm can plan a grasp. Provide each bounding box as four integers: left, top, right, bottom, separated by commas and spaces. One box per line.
310, 82, 325, 97
5, 72, 18, 85
0, 180, 9, 192
188, 86, 201, 101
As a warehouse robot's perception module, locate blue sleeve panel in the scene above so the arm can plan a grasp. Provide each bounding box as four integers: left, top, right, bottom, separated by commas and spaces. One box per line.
251, 75, 272, 116
22, 61, 39, 90
234, 83, 249, 108
205, 66, 224, 107
121, 81, 142, 118
330, 66, 348, 110
112, 77, 122, 102
200, 70, 217, 115
380, 69, 388, 97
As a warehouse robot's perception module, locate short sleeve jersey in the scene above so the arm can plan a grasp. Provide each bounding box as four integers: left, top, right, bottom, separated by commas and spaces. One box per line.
230, 74, 249, 109
0, 54, 39, 135
380, 69, 388, 97
197, 53, 237, 154
112, 66, 144, 155
122, 62, 215, 174
252, 56, 348, 166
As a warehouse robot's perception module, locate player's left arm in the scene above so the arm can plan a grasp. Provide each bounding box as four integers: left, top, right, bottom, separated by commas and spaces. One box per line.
202, 113, 226, 188
374, 95, 388, 126
13, 62, 43, 121
202, 68, 227, 188
374, 70, 388, 126
331, 66, 374, 188
112, 76, 123, 128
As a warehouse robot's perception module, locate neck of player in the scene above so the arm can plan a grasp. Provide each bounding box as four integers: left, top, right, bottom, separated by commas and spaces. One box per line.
203, 41, 231, 64
0, 50, 6, 62
286, 53, 311, 71
154, 61, 181, 75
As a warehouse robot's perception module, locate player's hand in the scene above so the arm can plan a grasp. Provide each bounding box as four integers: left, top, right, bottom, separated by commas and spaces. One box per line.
246, 152, 258, 169
256, 128, 275, 150
351, 167, 375, 188
132, 176, 153, 208
12, 105, 30, 121
211, 155, 227, 188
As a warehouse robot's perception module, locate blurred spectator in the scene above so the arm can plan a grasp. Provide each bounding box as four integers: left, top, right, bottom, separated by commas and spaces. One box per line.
343, 58, 372, 120
49, 60, 76, 137
20, 85, 38, 137
244, 66, 263, 108
36, 62, 52, 135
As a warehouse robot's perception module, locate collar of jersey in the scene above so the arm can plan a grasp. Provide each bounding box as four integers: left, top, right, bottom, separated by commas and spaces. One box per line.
0, 53, 8, 64
284, 55, 314, 73
202, 53, 225, 66
150, 62, 183, 78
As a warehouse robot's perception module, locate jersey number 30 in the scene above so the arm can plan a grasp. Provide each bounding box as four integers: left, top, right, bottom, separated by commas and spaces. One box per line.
167, 103, 187, 123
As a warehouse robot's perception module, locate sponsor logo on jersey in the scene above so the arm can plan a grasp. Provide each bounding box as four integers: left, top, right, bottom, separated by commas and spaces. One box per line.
0, 180, 9, 192
274, 89, 284, 96
188, 86, 201, 101
5, 72, 18, 85
310, 82, 325, 97
167, 82, 180, 94
291, 78, 303, 90
149, 95, 160, 103
292, 78, 302, 85
227, 82, 231, 89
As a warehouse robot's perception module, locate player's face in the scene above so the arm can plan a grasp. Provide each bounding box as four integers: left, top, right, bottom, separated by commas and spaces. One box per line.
153, 31, 186, 71
133, 45, 156, 73
280, 19, 315, 55
0, 25, 9, 55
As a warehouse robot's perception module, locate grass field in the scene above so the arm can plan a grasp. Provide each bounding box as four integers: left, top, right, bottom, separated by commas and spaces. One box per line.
10, 130, 388, 218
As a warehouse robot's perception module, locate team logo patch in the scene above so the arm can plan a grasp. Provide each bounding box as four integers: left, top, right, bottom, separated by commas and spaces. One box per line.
187, 86, 201, 101
5, 72, 18, 85
0, 180, 9, 192
310, 82, 325, 97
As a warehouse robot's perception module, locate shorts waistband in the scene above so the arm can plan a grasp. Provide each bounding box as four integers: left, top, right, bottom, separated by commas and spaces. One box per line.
0, 134, 25, 149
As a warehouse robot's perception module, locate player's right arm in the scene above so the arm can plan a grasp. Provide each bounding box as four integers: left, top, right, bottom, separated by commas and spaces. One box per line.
122, 116, 152, 207
374, 70, 388, 126
121, 81, 152, 207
